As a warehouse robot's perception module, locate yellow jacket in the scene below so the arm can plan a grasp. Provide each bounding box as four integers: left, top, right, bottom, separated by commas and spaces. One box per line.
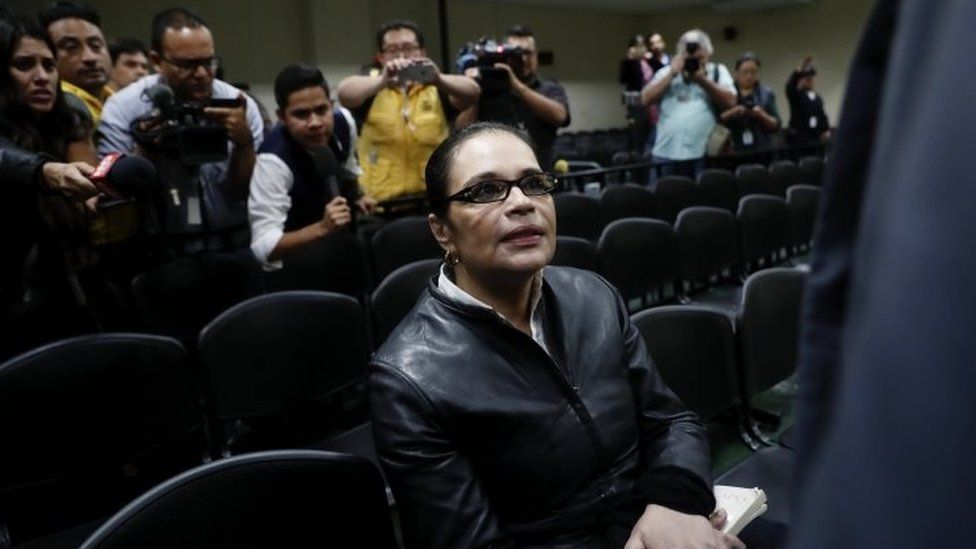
61, 80, 113, 125
357, 85, 449, 202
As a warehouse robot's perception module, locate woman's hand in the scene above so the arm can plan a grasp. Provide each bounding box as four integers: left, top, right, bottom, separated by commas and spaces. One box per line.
41, 161, 99, 199
623, 504, 745, 549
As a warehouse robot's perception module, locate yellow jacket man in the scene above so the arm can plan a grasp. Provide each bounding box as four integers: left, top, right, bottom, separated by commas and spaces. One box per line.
338, 20, 480, 205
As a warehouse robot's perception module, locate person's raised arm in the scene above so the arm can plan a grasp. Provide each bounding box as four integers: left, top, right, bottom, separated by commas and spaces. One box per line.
370, 362, 504, 549
641, 56, 683, 106
690, 65, 736, 111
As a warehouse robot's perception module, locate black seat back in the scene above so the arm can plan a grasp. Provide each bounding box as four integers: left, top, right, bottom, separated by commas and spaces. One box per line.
674, 206, 739, 284
371, 259, 440, 347
131, 253, 264, 347
787, 184, 822, 251
0, 334, 202, 543
737, 195, 792, 271
598, 218, 678, 309
369, 216, 441, 282
551, 236, 599, 271
697, 168, 739, 213
654, 175, 699, 223
79, 450, 397, 549
264, 233, 371, 297
737, 268, 807, 397
632, 306, 740, 420
735, 163, 780, 197
554, 192, 604, 241
199, 291, 370, 427
600, 184, 656, 222
797, 155, 825, 186
768, 160, 800, 196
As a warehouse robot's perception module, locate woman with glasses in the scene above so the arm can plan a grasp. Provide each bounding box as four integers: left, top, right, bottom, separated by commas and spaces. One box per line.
369, 122, 744, 549
0, 16, 101, 359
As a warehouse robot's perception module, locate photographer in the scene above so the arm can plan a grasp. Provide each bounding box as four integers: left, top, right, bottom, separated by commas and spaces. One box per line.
720, 52, 780, 151
97, 8, 263, 246
641, 28, 735, 183
249, 65, 374, 270
785, 54, 830, 146
456, 25, 570, 170
337, 19, 479, 206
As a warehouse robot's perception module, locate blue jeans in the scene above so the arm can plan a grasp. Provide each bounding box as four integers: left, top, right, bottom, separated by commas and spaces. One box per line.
647, 155, 704, 189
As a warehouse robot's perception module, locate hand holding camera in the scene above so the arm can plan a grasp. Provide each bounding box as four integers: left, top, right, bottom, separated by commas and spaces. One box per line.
385, 58, 439, 86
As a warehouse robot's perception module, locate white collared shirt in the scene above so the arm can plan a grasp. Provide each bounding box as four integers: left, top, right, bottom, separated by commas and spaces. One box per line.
437, 265, 549, 356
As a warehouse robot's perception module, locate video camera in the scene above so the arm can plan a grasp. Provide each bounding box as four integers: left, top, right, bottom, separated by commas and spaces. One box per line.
131, 84, 240, 165
456, 38, 525, 95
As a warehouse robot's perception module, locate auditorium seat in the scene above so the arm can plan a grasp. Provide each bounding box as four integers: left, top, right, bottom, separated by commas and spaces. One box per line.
600, 183, 656, 222
131, 253, 265, 349
553, 192, 605, 241
653, 175, 699, 223
79, 450, 397, 549
264, 232, 372, 298
768, 159, 800, 196
632, 306, 740, 421
369, 216, 442, 283
697, 168, 739, 213
550, 236, 599, 271
735, 163, 780, 197
797, 155, 825, 186
370, 259, 440, 347
737, 195, 792, 273
0, 334, 204, 546
736, 268, 806, 436
198, 291, 371, 455
598, 218, 679, 310
786, 184, 822, 254
674, 207, 743, 313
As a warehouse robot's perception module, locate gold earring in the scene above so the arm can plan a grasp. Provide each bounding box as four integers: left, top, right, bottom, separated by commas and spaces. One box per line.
444, 250, 460, 266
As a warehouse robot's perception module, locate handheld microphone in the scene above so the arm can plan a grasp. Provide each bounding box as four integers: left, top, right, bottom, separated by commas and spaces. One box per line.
310, 146, 342, 199
144, 83, 176, 119
90, 153, 159, 207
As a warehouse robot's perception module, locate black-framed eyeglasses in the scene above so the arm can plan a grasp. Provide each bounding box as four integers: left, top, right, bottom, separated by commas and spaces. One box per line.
447, 173, 558, 204
160, 55, 220, 74
381, 43, 421, 55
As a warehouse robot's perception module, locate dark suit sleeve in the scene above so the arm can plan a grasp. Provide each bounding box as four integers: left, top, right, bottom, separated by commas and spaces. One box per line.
369, 362, 504, 549
614, 288, 715, 516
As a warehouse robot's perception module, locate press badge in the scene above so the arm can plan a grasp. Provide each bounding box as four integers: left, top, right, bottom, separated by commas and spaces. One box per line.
742, 130, 754, 146
809, 116, 818, 129
187, 196, 202, 226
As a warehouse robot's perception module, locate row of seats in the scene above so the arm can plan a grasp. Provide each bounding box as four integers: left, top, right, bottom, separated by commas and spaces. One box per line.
0, 266, 805, 546
558, 157, 825, 229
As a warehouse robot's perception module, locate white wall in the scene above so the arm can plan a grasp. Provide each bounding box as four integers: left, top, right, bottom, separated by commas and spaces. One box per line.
5, 0, 873, 130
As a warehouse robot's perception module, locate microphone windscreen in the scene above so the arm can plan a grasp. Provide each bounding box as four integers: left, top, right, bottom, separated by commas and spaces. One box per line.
104, 154, 159, 199
310, 146, 341, 197
553, 158, 569, 175
145, 83, 175, 118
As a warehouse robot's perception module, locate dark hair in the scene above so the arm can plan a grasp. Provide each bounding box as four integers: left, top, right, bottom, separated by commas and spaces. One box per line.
151, 7, 208, 52
735, 51, 761, 70
376, 19, 424, 51
628, 34, 645, 48
506, 24, 534, 39
38, 1, 100, 30
0, 16, 89, 157
108, 37, 147, 64
425, 122, 536, 218
273, 64, 330, 110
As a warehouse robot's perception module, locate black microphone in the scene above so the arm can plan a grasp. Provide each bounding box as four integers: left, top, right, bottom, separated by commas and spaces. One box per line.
91, 153, 159, 206
309, 146, 342, 199
144, 83, 176, 119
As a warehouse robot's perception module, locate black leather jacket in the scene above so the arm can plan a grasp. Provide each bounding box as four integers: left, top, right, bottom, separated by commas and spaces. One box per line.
0, 136, 47, 192
369, 267, 714, 548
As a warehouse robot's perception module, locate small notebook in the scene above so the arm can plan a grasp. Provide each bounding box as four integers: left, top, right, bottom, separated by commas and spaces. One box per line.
713, 485, 768, 536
